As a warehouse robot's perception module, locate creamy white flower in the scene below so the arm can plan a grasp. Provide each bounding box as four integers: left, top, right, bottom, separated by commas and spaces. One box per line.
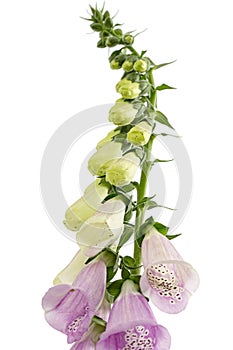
64, 180, 109, 231
88, 142, 122, 176
76, 198, 126, 251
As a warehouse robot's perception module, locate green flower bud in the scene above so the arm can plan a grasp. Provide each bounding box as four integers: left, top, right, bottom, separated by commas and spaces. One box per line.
127, 121, 153, 146
118, 79, 141, 99
122, 60, 134, 72
90, 23, 103, 32
123, 35, 134, 45
88, 142, 122, 176
96, 129, 121, 150
97, 39, 106, 48
114, 28, 123, 36
106, 153, 140, 187
109, 102, 137, 126
106, 36, 120, 47
110, 59, 121, 70
133, 59, 148, 72
64, 180, 109, 231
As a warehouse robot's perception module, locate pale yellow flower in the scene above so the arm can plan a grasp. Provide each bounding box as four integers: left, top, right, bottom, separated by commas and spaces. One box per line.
127, 121, 152, 146
88, 142, 122, 176
106, 152, 140, 186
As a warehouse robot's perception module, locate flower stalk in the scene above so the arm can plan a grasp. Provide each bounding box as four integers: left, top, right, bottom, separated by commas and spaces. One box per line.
41, 5, 199, 350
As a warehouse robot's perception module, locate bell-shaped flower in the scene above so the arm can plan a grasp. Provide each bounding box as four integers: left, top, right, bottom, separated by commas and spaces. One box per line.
76, 198, 126, 254
116, 78, 141, 100
96, 129, 120, 150
88, 142, 122, 176
64, 180, 109, 231
42, 260, 106, 344
106, 152, 140, 187
127, 121, 153, 146
96, 280, 171, 350
108, 101, 137, 126
140, 227, 200, 314
53, 247, 89, 285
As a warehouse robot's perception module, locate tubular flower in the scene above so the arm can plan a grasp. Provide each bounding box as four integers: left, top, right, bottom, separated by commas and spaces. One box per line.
127, 121, 153, 146
88, 142, 122, 176
140, 227, 200, 314
96, 129, 121, 150
96, 280, 171, 350
116, 78, 141, 100
106, 152, 140, 187
53, 247, 89, 285
64, 180, 109, 231
42, 260, 106, 344
76, 198, 126, 253
109, 101, 137, 126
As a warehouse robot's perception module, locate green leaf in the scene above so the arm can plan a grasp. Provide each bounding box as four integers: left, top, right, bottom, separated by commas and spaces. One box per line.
167, 233, 182, 240
117, 225, 134, 251
152, 159, 174, 164
107, 279, 124, 298
156, 84, 176, 91
153, 60, 177, 70
153, 222, 169, 236
154, 111, 174, 130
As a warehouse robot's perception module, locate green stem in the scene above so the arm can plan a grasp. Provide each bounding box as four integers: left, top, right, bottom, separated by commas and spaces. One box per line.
127, 46, 140, 57
133, 68, 157, 274
134, 134, 155, 273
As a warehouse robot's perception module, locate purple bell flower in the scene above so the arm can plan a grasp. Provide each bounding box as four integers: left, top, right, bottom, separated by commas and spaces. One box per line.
96, 280, 171, 350
42, 260, 106, 344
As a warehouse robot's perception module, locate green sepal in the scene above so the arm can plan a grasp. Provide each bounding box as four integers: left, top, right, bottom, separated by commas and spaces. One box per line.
153, 221, 169, 235
121, 266, 131, 279
107, 279, 124, 300
91, 315, 107, 328
123, 256, 136, 268
167, 233, 182, 240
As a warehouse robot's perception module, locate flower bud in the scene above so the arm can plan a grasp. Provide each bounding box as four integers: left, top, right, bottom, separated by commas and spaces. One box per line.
106, 36, 120, 47
106, 152, 140, 186
90, 23, 103, 32
133, 59, 148, 72
123, 34, 134, 45
127, 121, 153, 146
110, 59, 120, 70
88, 142, 122, 176
122, 60, 134, 72
96, 129, 120, 150
64, 180, 109, 231
116, 78, 141, 100
109, 101, 137, 126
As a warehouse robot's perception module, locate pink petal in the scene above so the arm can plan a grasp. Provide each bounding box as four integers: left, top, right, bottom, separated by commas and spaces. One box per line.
154, 325, 171, 350
42, 284, 71, 312
72, 260, 106, 311
140, 260, 200, 314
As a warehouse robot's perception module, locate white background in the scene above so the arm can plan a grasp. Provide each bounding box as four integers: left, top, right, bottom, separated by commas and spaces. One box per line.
1, 0, 232, 349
